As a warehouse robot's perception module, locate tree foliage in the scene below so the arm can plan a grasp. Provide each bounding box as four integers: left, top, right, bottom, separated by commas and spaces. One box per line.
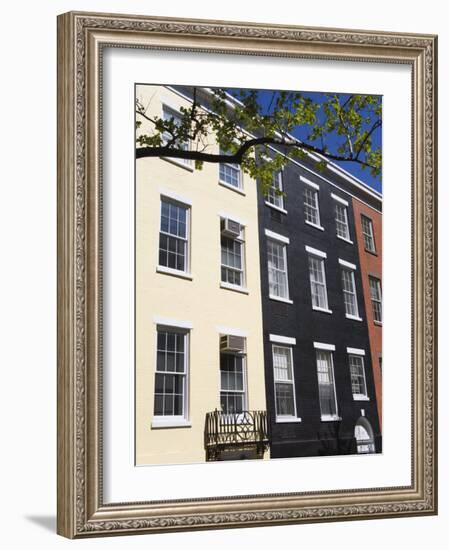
136, 87, 381, 195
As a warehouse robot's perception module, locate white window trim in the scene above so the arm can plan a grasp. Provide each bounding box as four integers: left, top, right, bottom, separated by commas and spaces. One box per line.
220, 351, 248, 415
347, 347, 366, 355
312, 306, 333, 314
153, 317, 193, 329
160, 104, 193, 171
305, 220, 325, 231
218, 148, 243, 191
269, 294, 294, 305
331, 193, 349, 206
348, 352, 369, 400
338, 258, 357, 270
337, 235, 354, 245
160, 189, 193, 206
265, 229, 290, 244
267, 238, 291, 302
265, 201, 288, 215
158, 196, 191, 275
156, 265, 193, 280
305, 245, 327, 258
300, 175, 320, 190
220, 282, 249, 294
152, 326, 190, 426
219, 179, 246, 196
315, 349, 340, 421
269, 334, 297, 345
272, 344, 300, 422
345, 314, 363, 322
314, 342, 336, 351
220, 219, 246, 290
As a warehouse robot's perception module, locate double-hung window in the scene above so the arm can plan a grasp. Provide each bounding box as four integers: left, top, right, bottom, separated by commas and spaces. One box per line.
266, 231, 290, 301
221, 221, 245, 288
159, 198, 189, 273
339, 260, 360, 319
219, 148, 242, 190
161, 105, 191, 167
303, 183, 321, 227
333, 198, 351, 241
154, 327, 188, 422
348, 352, 368, 400
272, 345, 297, 419
369, 276, 382, 323
266, 171, 284, 210
314, 345, 338, 420
220, 352, 246, 414
306, 247, 329, 311
361, 215, 376, 253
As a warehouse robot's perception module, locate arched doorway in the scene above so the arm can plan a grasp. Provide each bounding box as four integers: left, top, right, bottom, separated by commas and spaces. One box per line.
354, 417, 375, 454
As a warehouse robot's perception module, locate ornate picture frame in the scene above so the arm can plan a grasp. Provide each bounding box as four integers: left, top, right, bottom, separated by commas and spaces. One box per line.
57, 11, 437, 538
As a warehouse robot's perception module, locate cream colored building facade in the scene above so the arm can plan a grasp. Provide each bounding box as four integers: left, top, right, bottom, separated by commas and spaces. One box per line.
135, 85, 268, 465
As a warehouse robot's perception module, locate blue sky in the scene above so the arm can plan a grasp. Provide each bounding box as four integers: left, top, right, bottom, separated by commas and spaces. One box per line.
227, 88, 382, 193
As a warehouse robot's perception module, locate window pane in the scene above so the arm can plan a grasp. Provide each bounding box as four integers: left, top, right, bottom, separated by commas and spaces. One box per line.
341, 269, 358, 316
267, 172, 284, 209
304, 186, 320, 225
220, 352, 246, 414
369, 277, 382, 322
275, 383, 295, 416
159, 200, 188, 272
335, 203, 350, 240
308, 256, 328, 309
361, 215, 376, 252
267, 240, 288, 299
219, 148, 241, 188
316, 351, 337, 417
349, 355, 367, 395
154, 330, 187, 417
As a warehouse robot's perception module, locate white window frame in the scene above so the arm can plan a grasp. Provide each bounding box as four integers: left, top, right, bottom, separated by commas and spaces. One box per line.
272, 344, 300, 422
315, 348, 340, 421
361, 214, 376, 253
333, 198, 352, 242
157, 196, 191, 277
339, 260, 361, 320
265, 171, 286, 213
369, 276, 383, 323
152, 326, 190, 428
161, 104, 193, 170
220, 220, 247, 292
266, 234, 292, 304
348, 351, 369, 401
303, 181, 323, 230
306, 247, 331, 313
219, 350, 248, 416
218, 147, 243, 192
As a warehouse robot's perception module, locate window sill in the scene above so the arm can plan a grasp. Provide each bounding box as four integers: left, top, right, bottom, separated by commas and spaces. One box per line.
156, 266, 193, 280
161, 156, 194, 172
320, 415, 342, 422
265, 201, 287, 215
305, 220, 325, 231
312, 306, 333, 314
364, 248, 378, 256
218, 180, 246, 196
151, 418, 192, 429
353, 395, 370, 401
269, 294, 294, 305
337, 235, 354, 245
220, 282, 249, 294
373, 320, 383, 326
346, 314, 363, 322
276, 417, 302, 424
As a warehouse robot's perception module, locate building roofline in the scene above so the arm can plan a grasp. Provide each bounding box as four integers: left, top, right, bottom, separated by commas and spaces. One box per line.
162, 84, 382, 204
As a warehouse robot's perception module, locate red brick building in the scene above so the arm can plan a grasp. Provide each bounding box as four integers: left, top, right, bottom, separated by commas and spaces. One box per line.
352, 197, 382, 429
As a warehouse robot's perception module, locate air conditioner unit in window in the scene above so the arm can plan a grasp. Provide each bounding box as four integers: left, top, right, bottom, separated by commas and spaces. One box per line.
221, 218, 241, 238
220, 335, 246, 353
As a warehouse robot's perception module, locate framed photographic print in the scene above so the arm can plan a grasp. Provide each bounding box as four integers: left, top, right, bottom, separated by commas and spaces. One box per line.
57, 11, 437, 538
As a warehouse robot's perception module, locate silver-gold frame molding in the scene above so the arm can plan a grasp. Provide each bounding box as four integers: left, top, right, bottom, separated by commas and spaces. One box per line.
57, 11, 438, 539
